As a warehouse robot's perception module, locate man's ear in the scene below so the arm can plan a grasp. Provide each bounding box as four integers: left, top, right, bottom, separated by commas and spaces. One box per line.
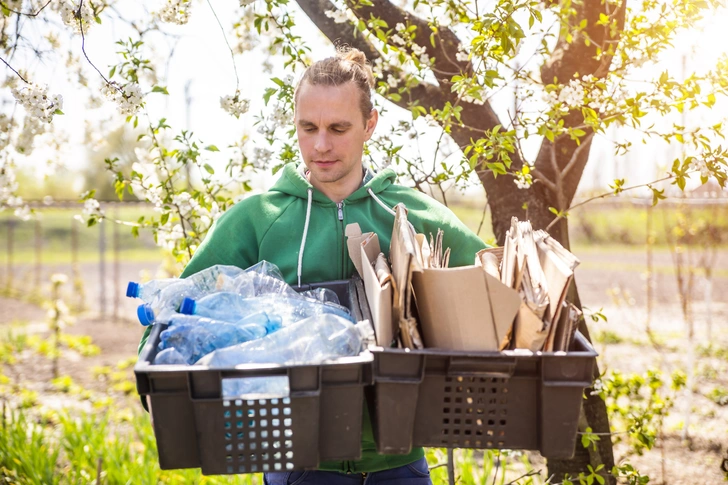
364, 109, 379, 141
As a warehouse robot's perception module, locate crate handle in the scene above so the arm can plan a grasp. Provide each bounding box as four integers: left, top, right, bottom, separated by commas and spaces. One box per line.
221, 375, 291, 400
447, 358, 516, 378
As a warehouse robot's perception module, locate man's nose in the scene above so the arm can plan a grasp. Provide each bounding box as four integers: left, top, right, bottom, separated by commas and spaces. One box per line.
314, 131, 332, 153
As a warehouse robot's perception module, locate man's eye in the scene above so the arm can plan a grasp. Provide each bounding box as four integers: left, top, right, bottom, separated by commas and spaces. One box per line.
304, 128, 316, 132
332, 128, 345, 134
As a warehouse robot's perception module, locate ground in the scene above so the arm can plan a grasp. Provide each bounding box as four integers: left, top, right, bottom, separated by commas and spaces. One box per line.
1, 247, 727, 484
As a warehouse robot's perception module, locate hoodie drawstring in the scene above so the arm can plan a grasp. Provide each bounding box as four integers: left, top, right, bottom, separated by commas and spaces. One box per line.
297, 188, 313, 287
367, 188, 396, 216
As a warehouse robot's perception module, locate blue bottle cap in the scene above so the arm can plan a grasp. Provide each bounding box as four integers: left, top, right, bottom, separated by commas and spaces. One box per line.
137, 304, 155, 326
126, 282, 140, 298
180, 297, 196, 315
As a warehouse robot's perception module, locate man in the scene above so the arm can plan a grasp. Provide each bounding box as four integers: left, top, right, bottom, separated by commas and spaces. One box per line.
138, 47, 487, 484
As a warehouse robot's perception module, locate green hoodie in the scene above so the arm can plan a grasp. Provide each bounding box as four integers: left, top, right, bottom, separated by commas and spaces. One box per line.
138, 163, 487, 472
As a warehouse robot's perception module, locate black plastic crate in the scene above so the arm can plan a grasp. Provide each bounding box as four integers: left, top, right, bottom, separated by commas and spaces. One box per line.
351, 277, 598, 459
134, 279, 372, 475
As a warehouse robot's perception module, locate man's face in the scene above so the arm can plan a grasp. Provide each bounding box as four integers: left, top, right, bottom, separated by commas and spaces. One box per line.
295, 81, 378, 196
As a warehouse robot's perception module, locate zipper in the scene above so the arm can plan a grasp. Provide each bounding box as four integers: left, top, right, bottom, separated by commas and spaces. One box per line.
337, 201, 345, 279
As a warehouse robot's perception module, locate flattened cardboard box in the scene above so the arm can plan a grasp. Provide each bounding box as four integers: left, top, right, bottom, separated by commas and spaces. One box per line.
411, 266, 521, 351
346, 224, 395, 347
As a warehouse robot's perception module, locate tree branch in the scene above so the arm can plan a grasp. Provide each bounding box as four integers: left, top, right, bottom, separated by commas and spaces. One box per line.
531, 168, 558, 194
0, 0, 53, 17
562, 132, 596, 178
294, 0, 380, 60
0, 54, 28, 83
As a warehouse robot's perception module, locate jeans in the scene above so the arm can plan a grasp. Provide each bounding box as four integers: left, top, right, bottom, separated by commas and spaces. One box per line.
263, 457, 432, 485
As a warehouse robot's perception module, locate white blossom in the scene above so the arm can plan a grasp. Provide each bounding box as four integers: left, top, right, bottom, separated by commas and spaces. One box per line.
220, 93, 250, 118
233, 8, 259, 54
387, 74, 398, 88
456, 51, 470, 62
14, 204, 32, 221
157, 223, 185, 251
411, 44, 426, 57
324, 9, 348, 24
0, 164, 20, 206
252, 147, 274, 169
689, 159, 710, 178
514, 170, 533, 189
240, 0, 256, 5
11, 83, 63, 123
156, 0, 192, 25
395, 23, 406, 32
419, 53, 430, 65
391, 34, 406, 46
82, 198, 103, 219
15, 116, 46, 155
55, 0, 96, 34
103, 82, 144, 116
372, 57, 385, 79
172, 191, 199, 215
557, 79, 585, 109
0, 114, 12, 151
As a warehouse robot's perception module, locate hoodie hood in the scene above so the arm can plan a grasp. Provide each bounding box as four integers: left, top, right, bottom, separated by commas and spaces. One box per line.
270, 163, 397, 204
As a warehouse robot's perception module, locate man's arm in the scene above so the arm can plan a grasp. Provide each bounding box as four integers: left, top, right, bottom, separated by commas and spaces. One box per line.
136, 199, 262, 355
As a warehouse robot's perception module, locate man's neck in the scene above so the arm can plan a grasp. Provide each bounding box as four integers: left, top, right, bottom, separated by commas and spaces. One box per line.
305, 168, 366, 204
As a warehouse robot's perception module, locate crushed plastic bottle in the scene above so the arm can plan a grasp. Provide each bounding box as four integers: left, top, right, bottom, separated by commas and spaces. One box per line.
140, 265, 245, 325
196, 314, 370, 368
179, 292, 353, 327
157, 314, 275, 365
153, 347, 188, 365
126, 278, 180, 302
300, 287, 341, 306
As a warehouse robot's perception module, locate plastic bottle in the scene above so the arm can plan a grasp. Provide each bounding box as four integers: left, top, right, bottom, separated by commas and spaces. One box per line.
300, 287, 341, 306
139, 265, 245, 325
179, 292, 353, 327
155, 314, 273, 364
126, 278, 180, 302
196, 314, 369, 367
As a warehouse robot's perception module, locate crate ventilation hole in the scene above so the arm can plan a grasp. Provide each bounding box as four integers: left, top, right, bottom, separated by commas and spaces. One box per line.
441, 376, 508, 448
222, 398, 294, 473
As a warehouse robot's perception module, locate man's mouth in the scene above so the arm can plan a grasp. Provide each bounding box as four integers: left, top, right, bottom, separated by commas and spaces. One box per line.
313, 160, 338, 166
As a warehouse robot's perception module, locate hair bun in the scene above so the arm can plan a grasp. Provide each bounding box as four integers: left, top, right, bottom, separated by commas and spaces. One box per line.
338, 47, 367, 67
336, 47, 374, 89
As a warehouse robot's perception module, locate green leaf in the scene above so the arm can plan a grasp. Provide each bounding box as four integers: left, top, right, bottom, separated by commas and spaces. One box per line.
204, 163, 215, 174
263, 87, 277, 105
109, 66, 116, 78
54, 109, 64, 115
160, 213, 169, 225
152, 86, 169, 95
205, 145, 220, 152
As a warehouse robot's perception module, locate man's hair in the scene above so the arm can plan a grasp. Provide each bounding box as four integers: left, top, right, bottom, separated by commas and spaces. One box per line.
294, 47, 375, 125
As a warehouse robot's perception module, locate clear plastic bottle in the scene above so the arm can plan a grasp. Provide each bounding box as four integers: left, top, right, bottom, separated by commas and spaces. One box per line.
179, 292, 353, 327
155, 314, 272, 364
196, 314, 369, 367
139, 265, 245, 325
126, 278, 180, 302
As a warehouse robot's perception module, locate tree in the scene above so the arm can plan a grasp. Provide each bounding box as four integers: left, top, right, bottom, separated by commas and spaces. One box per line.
1, 0, 727, 482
